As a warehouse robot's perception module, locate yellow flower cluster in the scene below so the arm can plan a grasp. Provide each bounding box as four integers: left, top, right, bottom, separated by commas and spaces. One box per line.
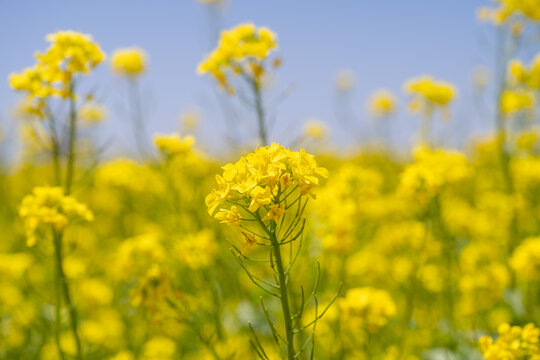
153, 133, 195, 157
18, 186, 94, 246
9, 30, 105, 99
111, 47, 147, 77
197, 23, 278, 93
206, 143, 328, 225
478, 0, 540, 24
510, 237, 540, 282
479, 323, 540, 360
404, 75, 457, 112
509, 54, 540, 89
338, 287, 396, 332
500, 89, 535, 115
399, 146, 469, 203
369, 89, 397, 117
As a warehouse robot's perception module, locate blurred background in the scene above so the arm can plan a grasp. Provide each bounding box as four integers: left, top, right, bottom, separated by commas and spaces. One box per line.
0, 0, 504, 157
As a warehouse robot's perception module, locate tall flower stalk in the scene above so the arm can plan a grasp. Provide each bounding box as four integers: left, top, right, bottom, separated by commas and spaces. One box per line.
198, 23, 280, 146
10, 30, 105, 359
206, 143, 339, 359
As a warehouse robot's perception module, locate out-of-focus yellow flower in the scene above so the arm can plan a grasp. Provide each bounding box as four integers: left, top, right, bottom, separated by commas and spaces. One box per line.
179, 109, 201, 131
37, 30, 106, 75
141, 336, 176, 360
473, 66, 491, 89
107, 351, 134, 360
111, 47, 147, 77
10, 31, 105, 99
510, 237, 540, 282
515, 128, 539, 151
368, 89, 397, 117
338, 287, 396, 332
404, 76, 457, 112
12, 98, 46, 119
303, 119, 328, 140
153, 133, 195, 157
509, 53, 540, 89
9, 65, 60, 99
79, 101, 107, 124
197, 23, 278, 93
18, 186, 93, 246
399, 146, 469, 203
478, 0, 540, 24
500, 89, 535, 115
175, 230, 218, 269
479, 323, 540, 359
334, 69, 356, 92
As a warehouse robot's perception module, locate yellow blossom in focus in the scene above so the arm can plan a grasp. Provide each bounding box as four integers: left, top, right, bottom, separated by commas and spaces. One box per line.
18, 186, 93, 246
369, 89, 397, 117
215, 206, 242, 226
206, 143, 327, 227
111, 47, 147, 77
262, 203, 286, 222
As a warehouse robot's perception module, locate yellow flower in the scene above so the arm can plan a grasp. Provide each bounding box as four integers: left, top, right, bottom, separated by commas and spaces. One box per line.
111, 47, 147, 77
262, 203, 286, 222
479, 323, 540, 359
369, 89, 397, 117
18, 186, 93, 246
207, 143, 327, 226
153, 133, 195, 157
508, 53, 540, 89
478, 0, 540, 24
141, 336, 176, 360
338, 287, 396, 332
215, 206, 242, 226
510, 237, 540, 282
197, 23, 278, 93
248, 186, 273, 212
79, 102, 107, 124
500, 89, 535, 115
10, 31, 105, 100
303, 119, 328, 140
404, 75, 457, 111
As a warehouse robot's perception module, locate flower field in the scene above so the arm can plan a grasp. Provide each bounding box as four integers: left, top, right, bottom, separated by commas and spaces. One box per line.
1, 1, 540, 359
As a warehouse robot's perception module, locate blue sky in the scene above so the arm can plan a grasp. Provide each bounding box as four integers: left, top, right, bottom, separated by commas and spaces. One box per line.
0, 0, 498, 156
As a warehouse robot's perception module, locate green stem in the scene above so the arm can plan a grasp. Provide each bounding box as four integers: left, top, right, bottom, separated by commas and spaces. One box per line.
251, 80, 268, 146
53, 230, 82, 360
65, 81, 78, 195
46, 112, 62, 187
269, 226, 295, 359
52, 230, 65, 360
